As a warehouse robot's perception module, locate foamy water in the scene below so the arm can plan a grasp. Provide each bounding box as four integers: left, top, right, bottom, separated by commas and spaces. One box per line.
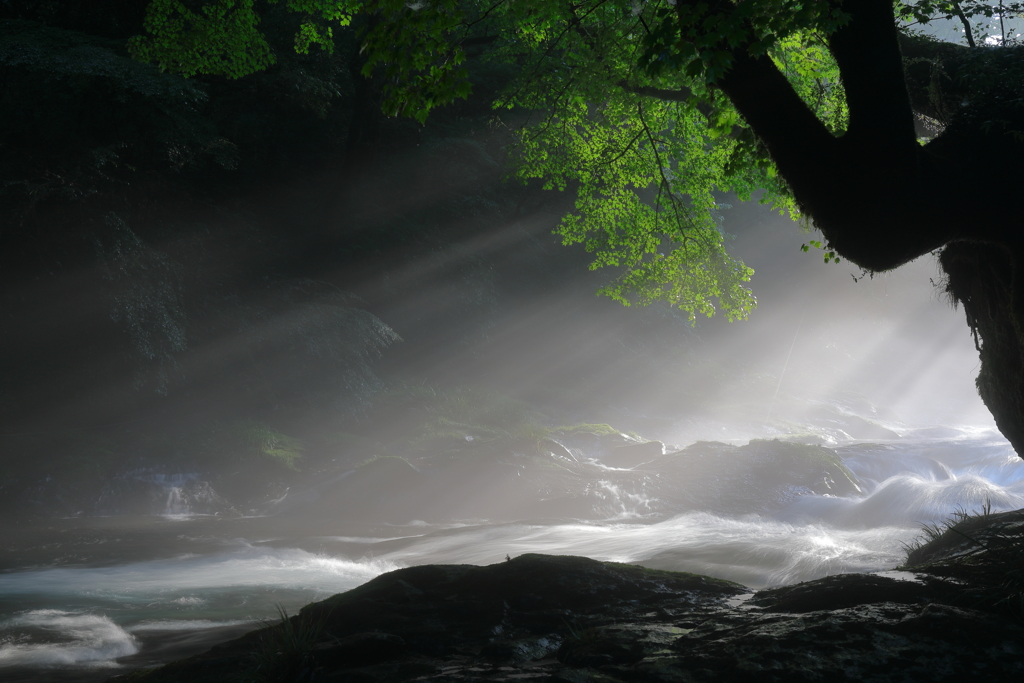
0, 610, 138, 668
2, 431, 1022, 678
0, 548, 401, 676
0, 547, 400, 598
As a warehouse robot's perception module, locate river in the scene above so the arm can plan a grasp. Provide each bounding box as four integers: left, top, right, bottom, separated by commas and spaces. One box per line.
1, 426, 1022, 682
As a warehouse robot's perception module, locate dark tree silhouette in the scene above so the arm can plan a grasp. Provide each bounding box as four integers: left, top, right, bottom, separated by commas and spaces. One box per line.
711, 0, 1024, 452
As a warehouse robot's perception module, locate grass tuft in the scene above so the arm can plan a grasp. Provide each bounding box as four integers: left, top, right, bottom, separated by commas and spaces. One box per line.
901, 501, 1024, 619
234, 419, 304, 470
900, 502, 991, 559
243, 604, 330, 683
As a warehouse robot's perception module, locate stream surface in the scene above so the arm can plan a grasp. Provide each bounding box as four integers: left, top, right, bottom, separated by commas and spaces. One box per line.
2, 428, 1023, 682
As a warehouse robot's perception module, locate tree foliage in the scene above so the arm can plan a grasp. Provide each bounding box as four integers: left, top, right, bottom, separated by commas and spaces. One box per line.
898, 0, 1024, 47
128, 0, 356, 78
124, 0, 1015, 323
128, 0, 845, 321
0, 9, 406, 417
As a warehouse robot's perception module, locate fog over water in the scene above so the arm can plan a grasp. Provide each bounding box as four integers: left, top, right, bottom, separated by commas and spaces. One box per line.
2, 199, 1018, 681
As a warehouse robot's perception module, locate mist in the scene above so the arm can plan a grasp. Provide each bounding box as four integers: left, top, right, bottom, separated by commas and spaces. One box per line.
1, 29, 1020, 682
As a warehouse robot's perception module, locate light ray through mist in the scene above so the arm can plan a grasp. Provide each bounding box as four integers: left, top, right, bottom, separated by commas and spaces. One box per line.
0, 126, 1011, 683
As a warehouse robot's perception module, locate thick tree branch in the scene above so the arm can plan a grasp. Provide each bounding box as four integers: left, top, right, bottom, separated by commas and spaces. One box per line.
714, 51, 838, 209
619, 81, 748, 137
709, 0, 959, 271
898, 31, 972, 123
620, 83, 693, 103
829, 0, 919, 150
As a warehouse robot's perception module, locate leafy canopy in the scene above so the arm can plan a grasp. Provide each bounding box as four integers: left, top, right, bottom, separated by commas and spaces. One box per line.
130, 0, 855, 322
897, 0, 1024, 45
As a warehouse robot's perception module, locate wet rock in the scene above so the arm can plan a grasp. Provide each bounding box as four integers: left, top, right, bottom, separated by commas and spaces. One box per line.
904, 508, 1024, 567
540, 439, 577, 462
554, 429, 643, 458
479, 634, 560, 663
655, 601, 1024, 682
310, 632, 406, 668
275, 430, 869, 524
112, 554, 1024, 683
908, 425, 964, 439
805, 405, 901, 441
601, 441, 664, 469
749, 573, 942, 612
653, 439, 862, 514
556, 626, 646, 667
111, 554, 742, 683
316, 456, 426, 522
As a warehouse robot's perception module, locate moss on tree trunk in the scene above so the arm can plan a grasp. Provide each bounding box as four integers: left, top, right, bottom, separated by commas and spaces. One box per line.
713, 0, 1024, 454
941, 243, 1024, 453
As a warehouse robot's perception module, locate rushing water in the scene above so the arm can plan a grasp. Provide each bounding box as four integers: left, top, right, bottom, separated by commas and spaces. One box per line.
2, 428, 1023, 681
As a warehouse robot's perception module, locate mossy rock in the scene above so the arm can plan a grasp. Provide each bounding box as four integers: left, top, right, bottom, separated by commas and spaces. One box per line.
601, 441, 664, 469
741, 439, 861, 496
655, 439, 862, 513
556, 423, 625, 438
805, 405, 901, 441
665, 439, 860, 496
308, 456, 426, 521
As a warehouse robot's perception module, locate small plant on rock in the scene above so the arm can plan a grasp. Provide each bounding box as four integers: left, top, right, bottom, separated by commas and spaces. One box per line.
556, 617, 601, 664
243, 604, 330, 683
902, 503, 1024, 620
234, 419, 305, 470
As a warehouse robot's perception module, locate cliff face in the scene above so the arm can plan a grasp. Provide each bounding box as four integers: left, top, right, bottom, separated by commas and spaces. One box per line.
111, 552, 1024, 683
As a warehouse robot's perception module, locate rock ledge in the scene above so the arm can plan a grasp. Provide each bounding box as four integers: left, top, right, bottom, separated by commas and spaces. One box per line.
110, 554, 1024, 683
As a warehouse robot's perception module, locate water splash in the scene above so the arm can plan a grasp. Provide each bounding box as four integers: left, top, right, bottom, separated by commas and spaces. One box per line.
5, 432, 1023, 678
0, 547, 400, 599
128, 619, 253, 632
163, 487, 188, 516
0, 611, 138, 668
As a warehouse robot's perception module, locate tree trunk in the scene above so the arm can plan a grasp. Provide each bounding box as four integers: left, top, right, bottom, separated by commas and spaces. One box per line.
344, 45, 382, 175
941, 243, 1024, 452
707, 0, 1024, 453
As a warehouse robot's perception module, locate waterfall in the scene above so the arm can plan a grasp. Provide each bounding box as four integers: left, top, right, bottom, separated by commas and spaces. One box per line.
163, 487, 189, 516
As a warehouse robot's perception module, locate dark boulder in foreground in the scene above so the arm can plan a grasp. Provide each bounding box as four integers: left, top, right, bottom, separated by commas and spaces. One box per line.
111, 553, 1024, 683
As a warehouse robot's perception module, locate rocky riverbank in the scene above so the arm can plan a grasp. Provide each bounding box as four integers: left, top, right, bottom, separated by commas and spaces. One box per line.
109, 544, 1024, 683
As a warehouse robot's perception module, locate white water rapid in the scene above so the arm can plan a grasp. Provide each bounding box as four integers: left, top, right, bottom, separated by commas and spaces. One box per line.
2, 429, 1022, 681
